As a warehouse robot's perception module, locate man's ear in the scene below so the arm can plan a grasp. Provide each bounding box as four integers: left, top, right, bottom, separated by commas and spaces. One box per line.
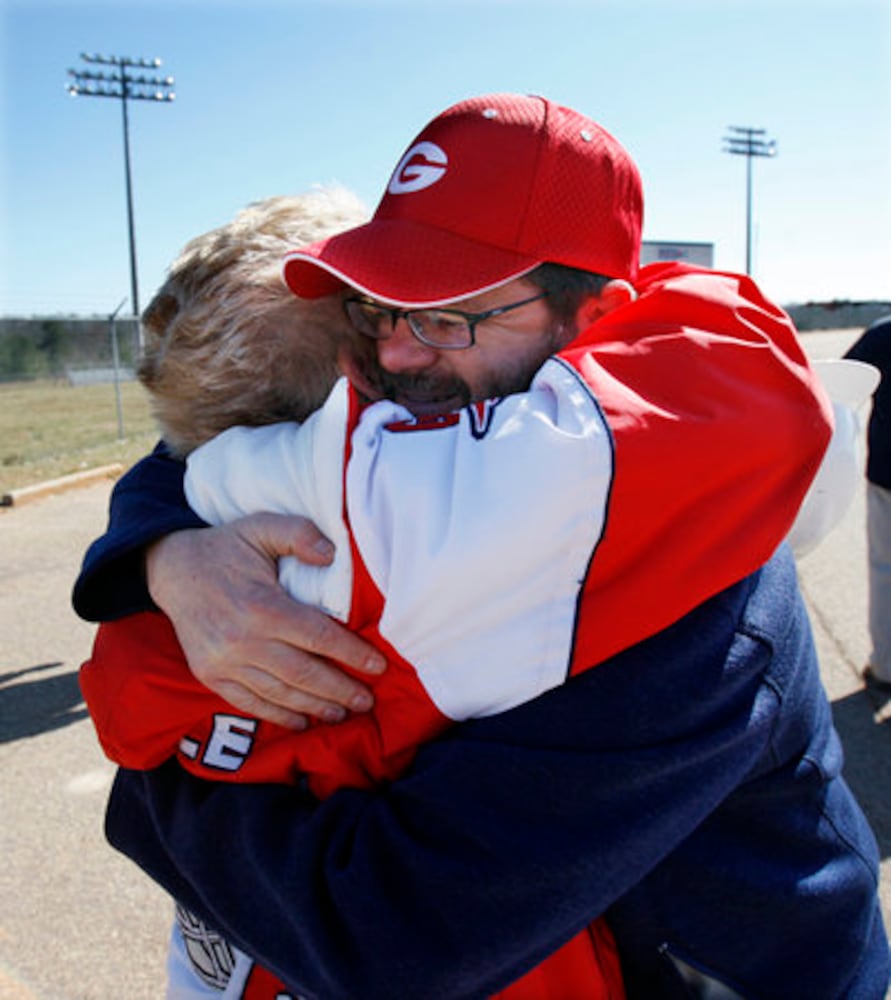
574, 279, 636, 329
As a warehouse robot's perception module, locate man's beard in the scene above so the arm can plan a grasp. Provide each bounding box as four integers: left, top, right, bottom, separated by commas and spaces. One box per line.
337, 322, 566, 416
369, 367, 472, 412
338, 340, 472, 413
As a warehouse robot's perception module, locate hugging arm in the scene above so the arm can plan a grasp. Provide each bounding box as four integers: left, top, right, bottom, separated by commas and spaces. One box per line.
106, 566, 780, 999
73, 442, 384, 728
105, 549, 885, 999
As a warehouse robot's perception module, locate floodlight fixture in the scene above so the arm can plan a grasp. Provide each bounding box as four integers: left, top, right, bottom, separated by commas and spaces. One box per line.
66, 52, 175, 325
722, 125, 777, 276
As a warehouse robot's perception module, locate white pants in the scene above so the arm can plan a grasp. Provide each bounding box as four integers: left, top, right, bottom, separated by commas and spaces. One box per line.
166, 905, 253, 1000
867, 481, 891, 680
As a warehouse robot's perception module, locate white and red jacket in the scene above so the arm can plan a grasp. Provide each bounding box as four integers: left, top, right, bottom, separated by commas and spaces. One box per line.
80, 263, 832, 1000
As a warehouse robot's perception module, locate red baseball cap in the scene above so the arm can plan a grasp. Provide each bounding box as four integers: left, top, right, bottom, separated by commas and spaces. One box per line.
283, 93, 644, 307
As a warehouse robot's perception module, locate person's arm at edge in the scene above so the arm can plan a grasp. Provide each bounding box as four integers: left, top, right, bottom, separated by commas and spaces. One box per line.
73, 441, 385, 728
72, 442, 205, 622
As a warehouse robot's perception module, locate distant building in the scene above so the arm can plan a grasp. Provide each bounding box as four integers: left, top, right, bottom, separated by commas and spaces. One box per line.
641, 240, 714, 268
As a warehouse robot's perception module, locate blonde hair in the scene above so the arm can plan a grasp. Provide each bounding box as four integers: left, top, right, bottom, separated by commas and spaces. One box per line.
139, 186, 368, 457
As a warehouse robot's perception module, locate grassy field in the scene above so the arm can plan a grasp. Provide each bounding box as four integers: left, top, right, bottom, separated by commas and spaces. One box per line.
0, 327, 858, 497
0, 378, 160, 493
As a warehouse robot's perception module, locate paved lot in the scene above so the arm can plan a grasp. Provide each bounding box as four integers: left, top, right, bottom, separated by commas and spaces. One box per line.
0, 478, 170, 999
0, 328, 889, 998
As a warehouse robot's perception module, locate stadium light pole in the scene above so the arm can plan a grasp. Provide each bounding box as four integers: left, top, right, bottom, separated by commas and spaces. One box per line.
722, 126, 777, 276
66, 53, 175, 329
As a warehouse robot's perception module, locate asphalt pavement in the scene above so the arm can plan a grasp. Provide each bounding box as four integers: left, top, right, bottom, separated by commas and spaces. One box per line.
0, 327, 889, 998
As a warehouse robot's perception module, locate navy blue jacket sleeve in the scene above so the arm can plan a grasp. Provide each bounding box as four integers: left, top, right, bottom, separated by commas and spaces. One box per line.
72, 442, 206, 622
105, 568, 782, 998
105, 547, 889, 999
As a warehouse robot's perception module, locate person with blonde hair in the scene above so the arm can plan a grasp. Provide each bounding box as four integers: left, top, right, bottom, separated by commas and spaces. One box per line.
138, 187, 368, 456
84, 186, 628, 997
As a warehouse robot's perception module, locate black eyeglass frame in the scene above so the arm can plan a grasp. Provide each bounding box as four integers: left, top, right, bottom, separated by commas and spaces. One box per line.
343, 292, 549, 351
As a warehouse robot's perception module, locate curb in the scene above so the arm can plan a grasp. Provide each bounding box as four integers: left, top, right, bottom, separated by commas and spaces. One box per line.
1, 463, 124, 508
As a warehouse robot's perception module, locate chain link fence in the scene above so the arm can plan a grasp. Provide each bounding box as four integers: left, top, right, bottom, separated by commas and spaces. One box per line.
3, 301, 889, 387
0, 316, 141, 384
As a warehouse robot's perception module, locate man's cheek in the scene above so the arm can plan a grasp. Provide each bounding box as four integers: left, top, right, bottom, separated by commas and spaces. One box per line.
337, 339, 386, 403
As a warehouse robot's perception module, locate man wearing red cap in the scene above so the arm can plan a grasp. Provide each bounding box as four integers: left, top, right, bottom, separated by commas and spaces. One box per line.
75, 94, 889, 998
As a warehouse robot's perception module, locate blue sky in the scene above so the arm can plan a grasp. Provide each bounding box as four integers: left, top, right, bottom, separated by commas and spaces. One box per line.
1, 0, 889, 317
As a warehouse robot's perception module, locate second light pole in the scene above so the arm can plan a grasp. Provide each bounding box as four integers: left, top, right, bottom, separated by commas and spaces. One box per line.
723, 126, 777, 276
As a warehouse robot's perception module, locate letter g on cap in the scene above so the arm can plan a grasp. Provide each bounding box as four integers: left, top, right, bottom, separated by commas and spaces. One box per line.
388, 141, 448, 194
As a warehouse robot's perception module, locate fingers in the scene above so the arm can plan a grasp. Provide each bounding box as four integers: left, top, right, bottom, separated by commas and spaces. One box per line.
211, 677, 312, 731
211, 645, 378, 730
269, 599, 386, 679
186, 603, 385, 728
145, 516, 388, 730
196, 632, 381, 730
234, 512, 337, 566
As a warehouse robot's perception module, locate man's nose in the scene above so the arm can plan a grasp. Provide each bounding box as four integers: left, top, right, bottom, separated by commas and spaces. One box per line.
375, 317, 439, 373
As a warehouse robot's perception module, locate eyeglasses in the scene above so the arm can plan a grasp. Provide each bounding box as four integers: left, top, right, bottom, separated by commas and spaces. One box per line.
343, 292, 549, 351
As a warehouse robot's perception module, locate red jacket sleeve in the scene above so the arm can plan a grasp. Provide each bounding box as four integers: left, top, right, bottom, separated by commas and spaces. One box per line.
80, 613, 223, 771
79, 609, 449, 798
